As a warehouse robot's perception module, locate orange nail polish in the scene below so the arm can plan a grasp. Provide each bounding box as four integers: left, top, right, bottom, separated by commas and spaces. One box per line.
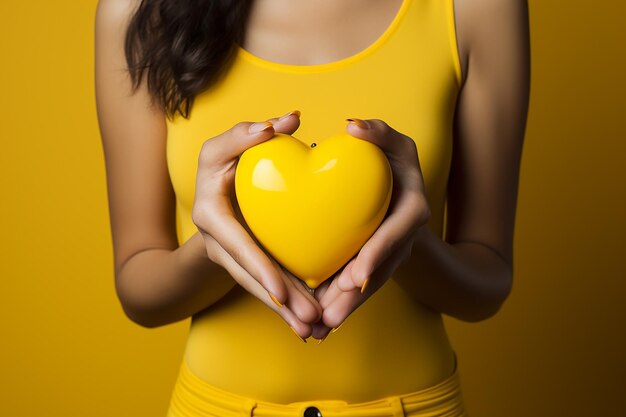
249, 121, 274, 134
260, 121, 274, 131
269, 293, 283, 308
331, 323, 344, 333
279, 110, 301, 121
346, 118, 369, 129
360, 277, 370, 294
289, 326, 307, 343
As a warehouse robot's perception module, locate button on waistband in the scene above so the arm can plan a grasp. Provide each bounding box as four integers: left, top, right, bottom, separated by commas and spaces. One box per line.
303, 406, 322, 417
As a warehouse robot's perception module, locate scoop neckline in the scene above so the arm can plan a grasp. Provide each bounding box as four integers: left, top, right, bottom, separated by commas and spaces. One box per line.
236, 0, 412, 74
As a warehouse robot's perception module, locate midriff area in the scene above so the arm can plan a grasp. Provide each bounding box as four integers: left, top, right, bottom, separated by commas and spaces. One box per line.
183, 268, 456, 404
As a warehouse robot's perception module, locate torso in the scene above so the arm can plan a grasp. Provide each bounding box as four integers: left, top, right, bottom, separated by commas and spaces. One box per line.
167, 0, 468, 403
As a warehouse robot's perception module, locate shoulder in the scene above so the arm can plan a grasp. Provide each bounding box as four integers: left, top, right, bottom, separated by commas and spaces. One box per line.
95, 0, 145, 83
95, 0, 141, 29
454, 0, 530, 85
458, 0, 530, 55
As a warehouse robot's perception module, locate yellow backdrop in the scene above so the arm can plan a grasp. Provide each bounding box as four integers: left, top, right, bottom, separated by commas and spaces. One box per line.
1, 1, 624, 416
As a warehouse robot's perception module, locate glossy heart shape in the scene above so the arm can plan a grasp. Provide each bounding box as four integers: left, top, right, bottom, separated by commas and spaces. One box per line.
234, 132, 393, 289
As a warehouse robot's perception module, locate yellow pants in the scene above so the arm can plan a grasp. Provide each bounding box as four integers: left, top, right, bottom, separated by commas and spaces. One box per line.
166, 353, 468, 417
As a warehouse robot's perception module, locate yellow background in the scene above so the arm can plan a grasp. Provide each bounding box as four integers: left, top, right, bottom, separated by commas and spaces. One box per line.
1, 1, 624, 416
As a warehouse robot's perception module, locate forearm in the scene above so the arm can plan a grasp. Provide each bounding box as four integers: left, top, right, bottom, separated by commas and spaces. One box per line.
394, 225, 513, 322
115, 232, 235, 328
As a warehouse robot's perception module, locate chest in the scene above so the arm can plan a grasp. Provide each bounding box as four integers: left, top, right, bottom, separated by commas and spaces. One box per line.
243, 0, 405, 66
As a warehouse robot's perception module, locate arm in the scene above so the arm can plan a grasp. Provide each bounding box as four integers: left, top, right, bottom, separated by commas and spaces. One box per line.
95, 0, 322, 333
309, 0, 530, 336
394, 0, 531, 322
95, 0, 235, 328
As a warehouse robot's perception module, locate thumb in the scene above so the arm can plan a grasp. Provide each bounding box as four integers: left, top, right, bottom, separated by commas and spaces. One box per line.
345, 118, 415, 158
207, 121, 275, 164
265, 110, 302, 136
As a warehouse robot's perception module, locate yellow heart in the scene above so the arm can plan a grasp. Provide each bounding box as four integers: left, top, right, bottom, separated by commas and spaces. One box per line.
234, 132, 393, 289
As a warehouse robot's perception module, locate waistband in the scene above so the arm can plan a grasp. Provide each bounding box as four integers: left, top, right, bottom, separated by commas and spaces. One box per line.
168, 353, 466, 417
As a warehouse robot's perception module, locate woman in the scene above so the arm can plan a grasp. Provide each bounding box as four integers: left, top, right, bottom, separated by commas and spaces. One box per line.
95, 0, 530, 415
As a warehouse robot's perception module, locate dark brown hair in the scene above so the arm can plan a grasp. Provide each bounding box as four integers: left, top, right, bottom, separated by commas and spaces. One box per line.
124, 0, 252, 120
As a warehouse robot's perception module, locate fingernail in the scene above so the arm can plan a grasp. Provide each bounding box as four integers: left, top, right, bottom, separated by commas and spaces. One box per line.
331, 323, 344, 333
346, 118, 370, 129
316, 334, 329, 345
249, 121, 273, 134
279, 110, 301, 120
289, 326, 307, 343
360, 277, 370, 294
269, 292, 283, 308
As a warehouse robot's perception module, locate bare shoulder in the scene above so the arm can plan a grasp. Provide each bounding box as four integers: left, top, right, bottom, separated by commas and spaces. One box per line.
95, 0, 143, 77
94, 0, 163, 136
96, 0, 141, 22
453, 0, 530, 86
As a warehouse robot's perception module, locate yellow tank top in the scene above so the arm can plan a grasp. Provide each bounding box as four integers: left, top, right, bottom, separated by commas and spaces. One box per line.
166, 0, 462, 404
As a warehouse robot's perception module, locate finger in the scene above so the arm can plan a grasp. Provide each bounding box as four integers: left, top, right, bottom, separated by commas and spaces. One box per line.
194, 197, 288, 302
231, 221, 322, 324
287, 272, 319, 306
322, 246, 406, 329
321, 285, 362, 329
345, 118, 419, 165
265, 110, 301, 135
345, 119, 430, 198
335, 258, 359, 292
310, 321, 333, 341
313, 276, 333, 300
319, 266, 356, 311
273, 263, 323, 324
200, 121, 276, 166
349, 190, 427, 290
209, 237, 314, 335
228, 183, 322, 321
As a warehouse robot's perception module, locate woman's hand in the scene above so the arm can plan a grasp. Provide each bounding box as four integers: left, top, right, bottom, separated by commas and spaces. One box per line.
191, 112, 323, 340
310, 118, 432, 341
